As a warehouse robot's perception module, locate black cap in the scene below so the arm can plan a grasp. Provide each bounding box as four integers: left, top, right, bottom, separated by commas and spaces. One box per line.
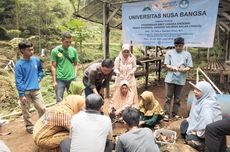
174, 37, 184, 45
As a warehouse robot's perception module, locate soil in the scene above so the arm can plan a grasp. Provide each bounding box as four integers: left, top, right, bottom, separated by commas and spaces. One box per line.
0, 80, 200, 152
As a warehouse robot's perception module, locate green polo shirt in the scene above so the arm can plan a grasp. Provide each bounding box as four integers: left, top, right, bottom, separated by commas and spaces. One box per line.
51, 45, 78, 80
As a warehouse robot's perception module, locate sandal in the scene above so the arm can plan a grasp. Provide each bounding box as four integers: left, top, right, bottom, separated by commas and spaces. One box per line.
26, 126, 33, 134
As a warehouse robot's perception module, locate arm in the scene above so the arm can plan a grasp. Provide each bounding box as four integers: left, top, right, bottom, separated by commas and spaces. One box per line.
15, 64, 27, 103
114, 57, 120, 75
51, 61, 57, 91
164, 52, 177, 71
115, 138, 125, 152
129, 57, 137, 74
88, 71, 99, 94
102, 71, 113, 88
37, 58, 43, 82
143, 115, 159, 126
74, 62, 78, 77
196, 105, 214, 138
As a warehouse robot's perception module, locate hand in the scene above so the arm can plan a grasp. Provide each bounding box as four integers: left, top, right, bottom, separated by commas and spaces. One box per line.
53, 82, 57, 91
138, 121, 145, 126
20, 96, 27, 104
191, 130, 197, 135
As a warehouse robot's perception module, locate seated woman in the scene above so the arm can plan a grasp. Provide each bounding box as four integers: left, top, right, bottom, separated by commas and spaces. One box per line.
180, 81, 222, 151
110, 80, 135, 120
138, 91, 164, 128
33, 95, 85, 151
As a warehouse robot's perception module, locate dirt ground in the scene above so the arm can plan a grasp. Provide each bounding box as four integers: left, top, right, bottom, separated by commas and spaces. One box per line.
0, 80, 196, 152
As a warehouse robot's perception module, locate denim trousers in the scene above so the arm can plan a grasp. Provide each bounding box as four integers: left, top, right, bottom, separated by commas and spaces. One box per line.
164, 82, 183, 115
56, 79, 72, 103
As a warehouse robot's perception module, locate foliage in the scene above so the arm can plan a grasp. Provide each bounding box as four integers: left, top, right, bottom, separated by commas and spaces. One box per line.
7, 29, 21, 39
211, 43, 223, 58
58, 19, 102, 62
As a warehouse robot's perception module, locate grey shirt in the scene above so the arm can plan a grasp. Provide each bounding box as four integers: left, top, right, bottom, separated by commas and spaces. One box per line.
83, 63, 113, 89
115, 128, 160, 152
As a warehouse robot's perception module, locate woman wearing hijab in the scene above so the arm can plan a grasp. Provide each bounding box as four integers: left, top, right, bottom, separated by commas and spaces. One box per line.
113, 44, 138, 104
138, 91, 164, 128
110, 80, 135, 117
33, 95, 85, 151
180, 81, 222, 151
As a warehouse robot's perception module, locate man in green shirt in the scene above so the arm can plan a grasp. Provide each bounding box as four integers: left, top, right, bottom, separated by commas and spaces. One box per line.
51, 32, 78, 102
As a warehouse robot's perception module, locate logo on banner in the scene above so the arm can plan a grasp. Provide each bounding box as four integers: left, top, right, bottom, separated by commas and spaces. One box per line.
179, 0, 189, 9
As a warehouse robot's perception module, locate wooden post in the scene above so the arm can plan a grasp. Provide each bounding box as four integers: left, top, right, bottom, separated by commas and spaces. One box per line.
103, 2, 110, 97
103, 2, 110, 59
207, 48, 210, 61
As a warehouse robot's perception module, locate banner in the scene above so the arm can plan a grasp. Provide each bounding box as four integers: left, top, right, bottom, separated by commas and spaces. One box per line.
122, 0, 219, 47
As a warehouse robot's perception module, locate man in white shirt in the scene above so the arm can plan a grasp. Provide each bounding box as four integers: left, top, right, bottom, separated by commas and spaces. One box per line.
59, 94, 113, 152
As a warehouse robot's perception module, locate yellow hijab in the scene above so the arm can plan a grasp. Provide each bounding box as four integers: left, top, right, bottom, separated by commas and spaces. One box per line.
139, 91, 164, 116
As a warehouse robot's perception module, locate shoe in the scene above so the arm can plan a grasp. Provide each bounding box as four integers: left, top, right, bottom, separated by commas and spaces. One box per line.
163, 115, 169, 122
26, 126, 33, 134
173, 115, 180, 119
186, 140, 205, 152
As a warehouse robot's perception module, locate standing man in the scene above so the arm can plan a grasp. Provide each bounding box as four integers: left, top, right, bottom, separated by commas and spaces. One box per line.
163, 37, 193, 121
83, 59, 114, 98
15, 40, 46, 134
51, 32, 78, 102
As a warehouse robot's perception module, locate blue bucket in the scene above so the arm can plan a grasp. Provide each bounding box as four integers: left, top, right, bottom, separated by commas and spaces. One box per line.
187, 91, 230, 117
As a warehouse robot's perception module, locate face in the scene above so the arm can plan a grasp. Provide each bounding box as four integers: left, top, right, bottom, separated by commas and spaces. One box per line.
122, 49, 130, 59
22, 47, 34, 58
120, 85, 128, 96
175, 44, 184, 52
62, 38, 72, 49
101, 67, 112, 75
193, 88, 202, 100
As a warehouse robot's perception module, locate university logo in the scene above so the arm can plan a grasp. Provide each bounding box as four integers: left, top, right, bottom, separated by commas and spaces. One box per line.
179, 0, 189, 9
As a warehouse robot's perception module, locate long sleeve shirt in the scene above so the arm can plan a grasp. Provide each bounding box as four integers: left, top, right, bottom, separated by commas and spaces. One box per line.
83, 63, 113, 89
15, 57, 43, 97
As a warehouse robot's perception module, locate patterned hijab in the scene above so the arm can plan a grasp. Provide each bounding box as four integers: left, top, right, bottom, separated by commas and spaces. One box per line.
139, 91, 164, 116
42, 95, 85, 127
118, 44, 135, 64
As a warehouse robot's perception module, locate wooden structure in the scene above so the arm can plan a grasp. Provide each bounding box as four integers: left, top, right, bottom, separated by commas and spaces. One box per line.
73, 0, 230, 91
73, 0, 230, 59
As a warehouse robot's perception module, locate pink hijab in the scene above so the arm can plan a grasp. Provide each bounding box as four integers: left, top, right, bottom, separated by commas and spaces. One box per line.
118, 44, 135, 64
111, 80, 135, 110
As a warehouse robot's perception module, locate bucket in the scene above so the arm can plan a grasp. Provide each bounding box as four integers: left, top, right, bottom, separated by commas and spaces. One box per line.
154, 129, 177, 144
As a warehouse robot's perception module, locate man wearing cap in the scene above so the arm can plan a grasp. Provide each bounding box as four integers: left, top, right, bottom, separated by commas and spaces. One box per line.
163, 37, 193, 121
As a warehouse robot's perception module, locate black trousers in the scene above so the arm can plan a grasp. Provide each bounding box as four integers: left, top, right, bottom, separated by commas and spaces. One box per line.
205, 118, 230, 152
59, 138, 113, 152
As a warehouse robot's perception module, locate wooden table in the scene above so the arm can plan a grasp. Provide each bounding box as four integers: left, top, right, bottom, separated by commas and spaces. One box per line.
139, 57, 164, 88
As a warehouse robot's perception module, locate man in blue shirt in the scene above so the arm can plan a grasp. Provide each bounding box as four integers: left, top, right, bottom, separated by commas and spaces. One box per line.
15, 40, 46, 134
164, 37, 193, 121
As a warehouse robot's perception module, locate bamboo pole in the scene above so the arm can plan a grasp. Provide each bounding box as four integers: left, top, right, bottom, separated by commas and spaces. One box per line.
197, 68, 223, 95
0, 102, 56, 119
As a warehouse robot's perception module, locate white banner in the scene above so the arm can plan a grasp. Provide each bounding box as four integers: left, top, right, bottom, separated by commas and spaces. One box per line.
122, 0, 219, 47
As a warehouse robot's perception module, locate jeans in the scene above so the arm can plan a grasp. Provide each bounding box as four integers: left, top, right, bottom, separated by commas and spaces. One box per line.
164, 83, 183, 116
56, 79, 73, 103
83, 78, 102, 98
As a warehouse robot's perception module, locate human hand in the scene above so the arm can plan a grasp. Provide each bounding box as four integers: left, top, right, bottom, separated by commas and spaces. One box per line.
53, 82, 57, 91
20, 96, 27, 104
138, 121, 145, 126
